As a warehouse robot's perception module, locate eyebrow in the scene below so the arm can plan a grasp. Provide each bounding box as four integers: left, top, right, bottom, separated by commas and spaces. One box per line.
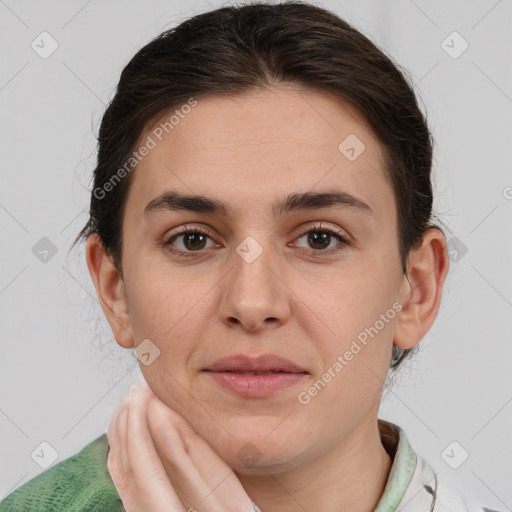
143, 189, 374, 220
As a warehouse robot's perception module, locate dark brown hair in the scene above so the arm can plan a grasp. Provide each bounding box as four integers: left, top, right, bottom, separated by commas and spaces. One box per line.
72, 1, 444, 371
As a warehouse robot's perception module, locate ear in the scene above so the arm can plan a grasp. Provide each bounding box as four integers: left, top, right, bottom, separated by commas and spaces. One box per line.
85, 234, 135, 349
394, 227, 450, 350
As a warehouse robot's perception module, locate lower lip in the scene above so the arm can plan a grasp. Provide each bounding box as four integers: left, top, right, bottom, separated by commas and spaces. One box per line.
204, 371, 307, 398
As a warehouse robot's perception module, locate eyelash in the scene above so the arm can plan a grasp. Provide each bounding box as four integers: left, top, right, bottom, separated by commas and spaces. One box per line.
161, 223, 350, 258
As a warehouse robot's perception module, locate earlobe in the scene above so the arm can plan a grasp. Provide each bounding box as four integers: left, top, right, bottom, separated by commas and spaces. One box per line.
393, 228, 450, 351
85, 234, 135, 349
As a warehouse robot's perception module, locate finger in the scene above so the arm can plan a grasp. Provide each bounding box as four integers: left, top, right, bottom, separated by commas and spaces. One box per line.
147, 394, 255, 512
106, 376, 149, 475
106, 406, 134, 504
124, 379, 186, 511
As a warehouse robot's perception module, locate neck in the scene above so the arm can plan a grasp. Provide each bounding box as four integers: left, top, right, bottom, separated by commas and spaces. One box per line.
236, 418, 393, 512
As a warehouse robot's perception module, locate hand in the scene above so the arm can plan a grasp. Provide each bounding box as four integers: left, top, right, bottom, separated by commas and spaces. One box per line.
106, 377, 257, 512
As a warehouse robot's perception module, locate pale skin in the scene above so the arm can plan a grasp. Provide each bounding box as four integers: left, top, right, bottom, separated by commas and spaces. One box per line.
86, 84, 450, 512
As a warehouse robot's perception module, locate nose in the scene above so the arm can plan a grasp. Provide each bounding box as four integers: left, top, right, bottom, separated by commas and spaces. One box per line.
218, 238, 291, 333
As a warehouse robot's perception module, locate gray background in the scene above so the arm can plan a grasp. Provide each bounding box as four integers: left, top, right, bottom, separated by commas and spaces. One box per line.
0, 0, 511, 509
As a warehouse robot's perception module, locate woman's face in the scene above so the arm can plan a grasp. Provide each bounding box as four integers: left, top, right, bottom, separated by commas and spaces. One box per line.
114, 85, 407, 473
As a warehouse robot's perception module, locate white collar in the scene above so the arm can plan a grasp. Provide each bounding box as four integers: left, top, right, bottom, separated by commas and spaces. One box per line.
376, 419, 495, 512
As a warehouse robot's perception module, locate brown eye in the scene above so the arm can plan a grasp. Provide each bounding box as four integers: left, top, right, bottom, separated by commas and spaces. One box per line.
294, 224, 349, 253
180, 232, 208, 251
306, 231, 332, 250
163, 226, 216, 257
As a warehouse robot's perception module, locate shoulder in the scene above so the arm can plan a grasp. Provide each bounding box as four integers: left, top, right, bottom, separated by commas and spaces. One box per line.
380, 421, 502, 512
434, 475, 502, 512
0, 433, 123, 512
402, 449, 502, 512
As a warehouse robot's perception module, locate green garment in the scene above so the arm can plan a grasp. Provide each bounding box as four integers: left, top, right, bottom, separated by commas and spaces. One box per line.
0, 433, 123, 512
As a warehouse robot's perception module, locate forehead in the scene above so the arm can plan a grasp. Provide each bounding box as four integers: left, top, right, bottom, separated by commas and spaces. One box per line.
124, 85, 392, 222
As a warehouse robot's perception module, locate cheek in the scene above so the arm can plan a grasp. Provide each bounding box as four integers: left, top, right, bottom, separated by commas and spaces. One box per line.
127, 265, 208, 340
130, 279, 208, 415
294, 266, 397, 402
294, 263, 396, 344
127, 272, 217, 393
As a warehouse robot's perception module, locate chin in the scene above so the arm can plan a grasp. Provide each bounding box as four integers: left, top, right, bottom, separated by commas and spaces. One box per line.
177, 395, 313, 470
204, 427, 308, 475
228, 447, 308, 476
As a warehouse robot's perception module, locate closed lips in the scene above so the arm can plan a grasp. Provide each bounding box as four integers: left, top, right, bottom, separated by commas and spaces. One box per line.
222, 371, 296, 375
203, 353, 309, 398
204, 353, 308, 373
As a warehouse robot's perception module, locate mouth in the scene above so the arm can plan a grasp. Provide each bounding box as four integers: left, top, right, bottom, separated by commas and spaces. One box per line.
203, 370, 307, 398
204, 353, 308, 373
203, 353, 308, 398
211, 370, 297, 375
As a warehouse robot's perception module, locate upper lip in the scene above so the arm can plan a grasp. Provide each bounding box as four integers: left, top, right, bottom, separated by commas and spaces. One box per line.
204, 353, 308, 373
